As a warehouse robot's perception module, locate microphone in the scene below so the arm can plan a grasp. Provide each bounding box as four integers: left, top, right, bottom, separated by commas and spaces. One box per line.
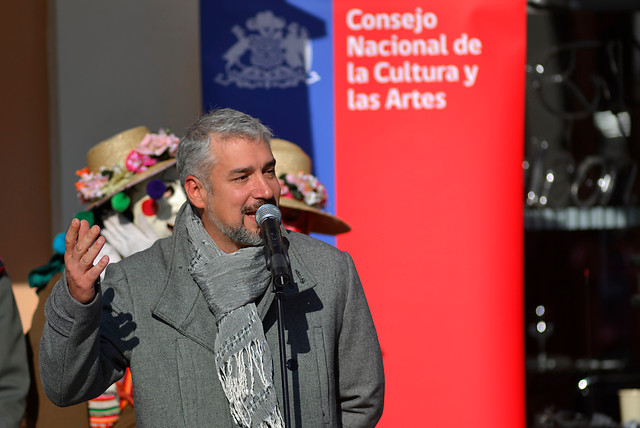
255, 204, 291, 288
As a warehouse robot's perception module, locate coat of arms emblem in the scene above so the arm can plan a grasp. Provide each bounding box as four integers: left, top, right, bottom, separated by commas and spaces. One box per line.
215, 10, 319, 89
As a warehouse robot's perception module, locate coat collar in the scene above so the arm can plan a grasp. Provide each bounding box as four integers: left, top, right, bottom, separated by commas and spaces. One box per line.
151, 203, 317, 352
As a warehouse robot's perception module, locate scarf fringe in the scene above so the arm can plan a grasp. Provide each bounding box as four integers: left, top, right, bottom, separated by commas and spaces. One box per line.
218, 339, 284, 428
259, 408, 285, 428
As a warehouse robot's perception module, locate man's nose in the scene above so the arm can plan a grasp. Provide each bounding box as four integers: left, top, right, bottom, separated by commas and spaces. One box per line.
252, 173, 275, 200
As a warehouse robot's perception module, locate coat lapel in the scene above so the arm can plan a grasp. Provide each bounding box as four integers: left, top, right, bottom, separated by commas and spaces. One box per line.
151, 205, 219, 352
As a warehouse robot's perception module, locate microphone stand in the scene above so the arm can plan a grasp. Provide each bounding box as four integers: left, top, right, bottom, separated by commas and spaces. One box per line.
271, 271, 292, 428
256, 204, 292, 427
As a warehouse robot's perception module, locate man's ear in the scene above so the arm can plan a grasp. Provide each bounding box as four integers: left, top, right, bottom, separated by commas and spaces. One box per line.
184, 175, 207, 209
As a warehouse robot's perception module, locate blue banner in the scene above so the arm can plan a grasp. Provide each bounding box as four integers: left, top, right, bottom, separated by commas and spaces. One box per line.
200, 0, 336, 243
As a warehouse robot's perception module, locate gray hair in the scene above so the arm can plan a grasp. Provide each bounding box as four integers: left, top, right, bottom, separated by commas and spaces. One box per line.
177, 108, 273, 191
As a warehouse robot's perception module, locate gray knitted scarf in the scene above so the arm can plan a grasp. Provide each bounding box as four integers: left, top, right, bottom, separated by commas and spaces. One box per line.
185, 206, 284, 428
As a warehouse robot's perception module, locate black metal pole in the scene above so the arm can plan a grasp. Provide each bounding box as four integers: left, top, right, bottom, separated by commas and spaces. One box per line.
274, 287, 291, 428
256, 205, 293, 427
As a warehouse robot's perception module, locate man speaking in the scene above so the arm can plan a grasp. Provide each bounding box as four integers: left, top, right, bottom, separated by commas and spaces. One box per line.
39, 108, 385, 427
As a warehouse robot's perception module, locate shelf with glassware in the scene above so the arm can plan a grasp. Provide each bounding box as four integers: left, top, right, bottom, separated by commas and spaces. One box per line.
524, 8, 640, 427
523, 11, 640, 232
524, 206, 640, 230
524, 128, 639, 231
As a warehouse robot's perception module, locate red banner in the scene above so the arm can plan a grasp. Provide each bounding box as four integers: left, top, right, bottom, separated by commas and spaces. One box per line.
334, 1, 526, 426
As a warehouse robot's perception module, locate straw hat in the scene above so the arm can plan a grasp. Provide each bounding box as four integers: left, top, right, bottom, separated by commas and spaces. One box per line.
75, 126, 179, 210
271, 138, 350, 235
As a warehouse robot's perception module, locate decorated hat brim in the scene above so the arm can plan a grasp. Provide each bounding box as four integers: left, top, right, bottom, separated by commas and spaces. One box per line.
86, 158, 177, 211
279, 197, 351, 235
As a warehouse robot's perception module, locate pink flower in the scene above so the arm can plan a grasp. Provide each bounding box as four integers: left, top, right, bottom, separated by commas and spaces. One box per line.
278, 179, 290, 196
279, 172, 328, 208
75, 170, 109, 202
136, 130, 179, 157
125, 150, 157, 173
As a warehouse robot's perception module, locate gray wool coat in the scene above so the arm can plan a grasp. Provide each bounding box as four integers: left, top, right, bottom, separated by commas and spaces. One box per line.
0, 272, 29, 427
40, 205, 385, 427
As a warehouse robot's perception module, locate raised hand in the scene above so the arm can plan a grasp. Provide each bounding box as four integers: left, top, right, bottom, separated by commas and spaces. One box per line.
64, 218, 109, 303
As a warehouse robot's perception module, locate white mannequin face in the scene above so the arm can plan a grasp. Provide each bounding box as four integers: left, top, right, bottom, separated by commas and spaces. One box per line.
131, 167, 187, 238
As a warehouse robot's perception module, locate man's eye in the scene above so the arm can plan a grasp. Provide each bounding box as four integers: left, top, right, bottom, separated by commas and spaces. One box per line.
234, 175, 248, 181
265, 169, 276, 177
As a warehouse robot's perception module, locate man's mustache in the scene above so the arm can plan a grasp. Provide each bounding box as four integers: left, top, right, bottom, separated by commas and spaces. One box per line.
242, 198, 278, 214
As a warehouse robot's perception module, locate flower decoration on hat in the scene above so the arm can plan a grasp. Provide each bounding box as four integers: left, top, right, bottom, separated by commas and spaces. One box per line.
279, 172, 328, 209
270, 138, 350, 235
75, 129, 179, 204
125, 151, 156, 174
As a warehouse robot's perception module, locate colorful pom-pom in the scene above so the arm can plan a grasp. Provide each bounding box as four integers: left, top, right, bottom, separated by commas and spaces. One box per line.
75, 211, 95, 226
146, 179, 167, 200
52, 232, 66, 255
141, 198, 158, 216
111, 192, 131, 212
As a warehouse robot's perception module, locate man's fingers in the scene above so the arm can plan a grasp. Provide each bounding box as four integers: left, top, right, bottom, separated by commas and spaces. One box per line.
67, 252, 109, 304
82, 235, 106, 266
88, 255, 110, 281
74, 224, 101, 258
65, 219, 105, 273
72, 220, 91, 254
78, 219, 90, 240
65, 219, 98, 257
75, 222, 96, 253
62, 218, 109, 304
64, 218, 81, 253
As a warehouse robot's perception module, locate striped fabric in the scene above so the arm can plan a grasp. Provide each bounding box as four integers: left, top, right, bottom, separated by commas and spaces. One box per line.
88, 368, 133, 427
88, 383, 120, 428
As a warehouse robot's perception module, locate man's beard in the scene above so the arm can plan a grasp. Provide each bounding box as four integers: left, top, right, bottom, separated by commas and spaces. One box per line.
206, 199, 276, 247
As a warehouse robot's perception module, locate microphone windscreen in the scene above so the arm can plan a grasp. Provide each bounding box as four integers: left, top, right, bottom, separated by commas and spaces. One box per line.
255, 204, 282, 226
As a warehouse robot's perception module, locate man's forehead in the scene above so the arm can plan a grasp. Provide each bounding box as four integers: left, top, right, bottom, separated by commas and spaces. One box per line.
211, 135, 270, 151
210, 133, 267, 145
211, 137, 274, 167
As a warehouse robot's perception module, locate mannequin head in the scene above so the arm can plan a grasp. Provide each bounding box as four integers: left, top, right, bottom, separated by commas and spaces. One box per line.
130, 167, 187, 238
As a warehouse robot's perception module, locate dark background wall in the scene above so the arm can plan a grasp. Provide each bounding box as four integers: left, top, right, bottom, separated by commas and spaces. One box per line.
0, 1, 52, 282
0, 1, 202, 282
